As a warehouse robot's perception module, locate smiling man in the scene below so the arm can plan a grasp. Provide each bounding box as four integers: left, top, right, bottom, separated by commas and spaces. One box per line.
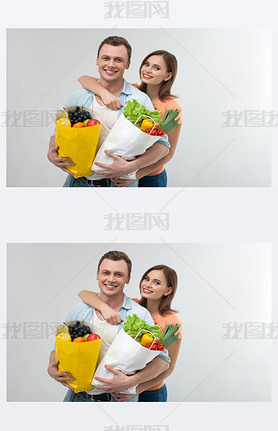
47, 250, 170, 402
47, 36, 170, 187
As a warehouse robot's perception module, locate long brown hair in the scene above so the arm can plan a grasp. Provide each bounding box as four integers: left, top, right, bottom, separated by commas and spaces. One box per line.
139, 50, 178, 101
139, 264, 178, 316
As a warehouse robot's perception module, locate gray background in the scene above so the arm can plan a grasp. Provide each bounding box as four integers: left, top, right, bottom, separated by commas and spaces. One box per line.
7, 243, 271, 402
6, 28, 271, 187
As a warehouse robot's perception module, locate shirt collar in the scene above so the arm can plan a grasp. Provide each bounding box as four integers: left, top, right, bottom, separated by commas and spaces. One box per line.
121, 294, 133, 310
121, 79, 132, 96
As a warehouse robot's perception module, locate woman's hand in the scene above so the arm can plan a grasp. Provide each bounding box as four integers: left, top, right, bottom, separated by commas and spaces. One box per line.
110, 392, 136, 402
111, 178, 136, 187
98, 91, 122, 111
100, 303, 123, 325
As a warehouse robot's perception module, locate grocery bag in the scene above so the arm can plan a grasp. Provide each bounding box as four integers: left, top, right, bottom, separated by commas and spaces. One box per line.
55, 321, 102, 393
55, 107, 101, 179
92, 328, 160, 394
92, 114, 160, 180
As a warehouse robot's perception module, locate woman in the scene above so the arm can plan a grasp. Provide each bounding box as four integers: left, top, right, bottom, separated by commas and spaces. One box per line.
78, 264, 182, 402
78, 50, 182, 187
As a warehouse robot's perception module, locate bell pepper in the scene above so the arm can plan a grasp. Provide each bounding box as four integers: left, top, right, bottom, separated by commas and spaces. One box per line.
141, 333, 154, 346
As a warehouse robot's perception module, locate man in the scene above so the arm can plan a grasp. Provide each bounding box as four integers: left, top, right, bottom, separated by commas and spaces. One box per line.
47, 36, 170, 187
47, 250, 170, 402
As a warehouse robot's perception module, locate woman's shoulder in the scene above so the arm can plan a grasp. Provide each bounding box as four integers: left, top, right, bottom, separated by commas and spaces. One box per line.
162, 97, 182, 111
162, 311, 182, 326
131, 297, 140, 303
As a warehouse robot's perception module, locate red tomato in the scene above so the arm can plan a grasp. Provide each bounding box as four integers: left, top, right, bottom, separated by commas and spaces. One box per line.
149, 129, 158, 136
150, 343, 158, 350
157, 344, 165, 351
157, 129, 165, 136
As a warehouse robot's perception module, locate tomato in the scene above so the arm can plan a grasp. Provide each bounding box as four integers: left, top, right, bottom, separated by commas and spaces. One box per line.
150, 343, 158, 350
157, 344, 165, 351
157, 129, 165, 136
149, 129, 158, 136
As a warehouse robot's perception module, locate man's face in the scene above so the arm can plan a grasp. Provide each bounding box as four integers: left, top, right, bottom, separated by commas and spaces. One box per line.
97, 258, 130, 298
97, 44, 130, 83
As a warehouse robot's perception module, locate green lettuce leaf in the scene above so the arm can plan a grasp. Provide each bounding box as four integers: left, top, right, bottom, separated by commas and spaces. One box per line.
123, 100, 161, 128
123, 314, 161, 342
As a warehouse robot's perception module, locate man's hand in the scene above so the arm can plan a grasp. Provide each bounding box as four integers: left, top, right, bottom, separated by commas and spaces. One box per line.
47, 355, 75, 390
47, 136, 75, 175
94, 365, 133, 393
94, 150, 133, 178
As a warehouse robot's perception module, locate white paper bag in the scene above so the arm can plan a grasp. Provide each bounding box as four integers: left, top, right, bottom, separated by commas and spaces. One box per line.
92, 328, 160, 394
92, 114, 159, 180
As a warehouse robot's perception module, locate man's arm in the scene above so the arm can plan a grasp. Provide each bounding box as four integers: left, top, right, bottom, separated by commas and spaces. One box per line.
94, 357, 169, 394
94, 142, 169, 179
47, 136, 75, 174
47, 350, 75, 390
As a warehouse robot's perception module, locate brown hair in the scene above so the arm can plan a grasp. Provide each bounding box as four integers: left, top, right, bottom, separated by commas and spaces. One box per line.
139, 264, 178, 316
97, 250, 132, 277
139, 50, 178, 101
97, 36, 132, 63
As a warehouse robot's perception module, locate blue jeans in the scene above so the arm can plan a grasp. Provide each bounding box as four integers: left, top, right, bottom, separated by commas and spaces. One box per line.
63, 390, 139, 402
138, 384, 168, 402
63, 175, 138, 187
138, 169, 167, 187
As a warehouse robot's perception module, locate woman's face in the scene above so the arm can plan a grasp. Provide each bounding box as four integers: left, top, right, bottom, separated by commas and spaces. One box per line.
140, 269, 172, 301
140, 55, 172, 87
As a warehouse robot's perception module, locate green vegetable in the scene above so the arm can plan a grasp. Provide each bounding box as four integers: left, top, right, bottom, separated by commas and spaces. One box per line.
124, 314, 161, 343
123, 100, 161, 128
159, 109, 181, 133
159, 323, 181, 348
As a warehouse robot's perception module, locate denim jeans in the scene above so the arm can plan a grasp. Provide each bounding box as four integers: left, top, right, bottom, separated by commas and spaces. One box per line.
138, 169, 167, 187
63, 389, 139, 402
138, 384, 168, 402
63, 175, 138, 187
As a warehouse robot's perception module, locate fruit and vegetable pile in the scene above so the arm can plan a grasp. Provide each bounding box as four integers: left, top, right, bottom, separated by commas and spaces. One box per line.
123, 99, 181, 136
56, 106, 100, 128
123, 314, 180, 350
59, 320, 101, 343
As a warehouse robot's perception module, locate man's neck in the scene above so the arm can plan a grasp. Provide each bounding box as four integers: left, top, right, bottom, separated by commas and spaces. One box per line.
98, 292, 125, 312
98, 77, 125, 97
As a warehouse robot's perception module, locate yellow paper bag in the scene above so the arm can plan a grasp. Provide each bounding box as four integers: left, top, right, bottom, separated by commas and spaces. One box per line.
55, 322, 101, 393
55, 106, 101, 179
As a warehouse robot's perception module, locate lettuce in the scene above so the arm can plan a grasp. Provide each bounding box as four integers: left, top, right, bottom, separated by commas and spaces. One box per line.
123, 314, 161, 342
123, 100, 161, 128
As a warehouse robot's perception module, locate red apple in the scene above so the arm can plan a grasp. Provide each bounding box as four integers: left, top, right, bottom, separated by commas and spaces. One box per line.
86, 333, 101, 341
87, 119, 100, 127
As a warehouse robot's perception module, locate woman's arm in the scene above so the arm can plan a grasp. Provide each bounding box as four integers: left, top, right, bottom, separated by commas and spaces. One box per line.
78, 290, 122, 325
136, 339, 182, 394
78, 76, 122, 110
136, 124, 182, 179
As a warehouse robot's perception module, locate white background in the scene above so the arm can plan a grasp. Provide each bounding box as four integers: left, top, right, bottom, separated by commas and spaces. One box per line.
1, 0, 278, 430
6, 243, 271, 402
6, 28, 271, 187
